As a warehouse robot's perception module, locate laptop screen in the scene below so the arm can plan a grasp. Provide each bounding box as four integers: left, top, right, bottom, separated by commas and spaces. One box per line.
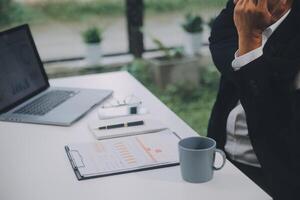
0, 25, 49, 113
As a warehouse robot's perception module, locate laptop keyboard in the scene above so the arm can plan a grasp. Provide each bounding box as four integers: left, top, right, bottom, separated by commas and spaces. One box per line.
14, 90, 78, 116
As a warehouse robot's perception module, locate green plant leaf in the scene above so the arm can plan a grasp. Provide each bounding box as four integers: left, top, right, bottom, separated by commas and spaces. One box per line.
82, 26, 102, 44
182, 13, 204, 33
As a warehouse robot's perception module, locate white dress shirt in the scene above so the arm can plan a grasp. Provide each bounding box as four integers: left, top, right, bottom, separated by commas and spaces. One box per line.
225, 10, 291, 168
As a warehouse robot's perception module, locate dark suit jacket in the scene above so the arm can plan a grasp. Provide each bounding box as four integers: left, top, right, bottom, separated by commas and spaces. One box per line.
208, 0, 300, 199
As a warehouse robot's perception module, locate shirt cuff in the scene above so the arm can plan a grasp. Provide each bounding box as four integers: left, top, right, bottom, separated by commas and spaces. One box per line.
232, 47, 263, 71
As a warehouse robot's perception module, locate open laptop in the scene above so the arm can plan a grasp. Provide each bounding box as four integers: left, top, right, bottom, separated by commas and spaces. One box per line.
0, 24, 112, 126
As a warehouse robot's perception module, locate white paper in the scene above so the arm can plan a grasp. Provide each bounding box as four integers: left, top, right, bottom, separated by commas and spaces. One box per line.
67, 129, 180, 177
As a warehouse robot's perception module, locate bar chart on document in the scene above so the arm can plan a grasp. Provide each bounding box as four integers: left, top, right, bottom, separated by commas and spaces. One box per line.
66, 129, 180, 178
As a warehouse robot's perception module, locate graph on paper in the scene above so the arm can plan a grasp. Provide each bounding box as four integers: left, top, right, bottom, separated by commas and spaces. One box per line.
66, 129, 180, 178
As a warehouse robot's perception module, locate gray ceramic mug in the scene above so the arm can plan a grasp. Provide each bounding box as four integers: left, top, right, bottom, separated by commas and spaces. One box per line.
178, 137, 226, 183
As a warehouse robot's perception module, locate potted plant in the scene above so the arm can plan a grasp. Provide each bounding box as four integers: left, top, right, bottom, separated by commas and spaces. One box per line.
82, 26, 102, 65
182, 14, 204, 56
145, 33, 201, 89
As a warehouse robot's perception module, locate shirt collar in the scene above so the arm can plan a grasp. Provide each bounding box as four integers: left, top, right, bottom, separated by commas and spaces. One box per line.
264, 9, 291, 38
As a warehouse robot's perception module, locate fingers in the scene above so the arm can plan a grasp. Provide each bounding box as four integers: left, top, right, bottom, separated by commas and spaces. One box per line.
234, 0, 245, 5
248, 0, 257, 7
257, 0, 268, 8
235, 0, 246, 11
240, 0, 260, 10
240, 0, 248, 8
236, 0, 245, 6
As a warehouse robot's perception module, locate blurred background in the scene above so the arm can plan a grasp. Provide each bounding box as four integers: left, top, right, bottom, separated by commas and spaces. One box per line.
0, 0, 227, 135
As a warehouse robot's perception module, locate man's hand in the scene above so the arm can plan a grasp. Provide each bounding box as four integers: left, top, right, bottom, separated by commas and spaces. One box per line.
234, 0, 274, 56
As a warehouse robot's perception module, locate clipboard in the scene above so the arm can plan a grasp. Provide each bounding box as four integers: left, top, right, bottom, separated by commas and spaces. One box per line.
65, 129, 180, 180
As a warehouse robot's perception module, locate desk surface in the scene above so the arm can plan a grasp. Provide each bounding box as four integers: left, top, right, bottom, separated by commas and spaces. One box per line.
0, 72, 271, 200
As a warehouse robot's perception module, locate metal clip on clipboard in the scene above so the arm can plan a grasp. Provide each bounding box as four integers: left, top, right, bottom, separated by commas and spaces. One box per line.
65, 147, 86, 180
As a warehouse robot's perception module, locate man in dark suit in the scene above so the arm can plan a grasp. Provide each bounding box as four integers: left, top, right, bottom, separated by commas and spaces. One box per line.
208, 0, 300, 199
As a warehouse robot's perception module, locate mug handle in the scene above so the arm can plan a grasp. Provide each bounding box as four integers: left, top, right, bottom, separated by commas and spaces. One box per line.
213, 149, 226, 170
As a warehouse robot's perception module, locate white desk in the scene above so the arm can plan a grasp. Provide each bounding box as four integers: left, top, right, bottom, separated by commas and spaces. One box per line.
0, 72, 271, 200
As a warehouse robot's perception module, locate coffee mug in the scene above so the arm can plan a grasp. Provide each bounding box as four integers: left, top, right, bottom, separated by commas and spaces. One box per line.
178, 137, 226, 183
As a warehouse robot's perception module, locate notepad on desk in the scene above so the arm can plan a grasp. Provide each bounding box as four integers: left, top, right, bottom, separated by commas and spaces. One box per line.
88, 115, 167, 140
65, 129, 180, 180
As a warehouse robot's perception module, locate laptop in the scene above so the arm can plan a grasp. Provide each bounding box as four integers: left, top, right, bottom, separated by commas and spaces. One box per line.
0, 24, 112, 126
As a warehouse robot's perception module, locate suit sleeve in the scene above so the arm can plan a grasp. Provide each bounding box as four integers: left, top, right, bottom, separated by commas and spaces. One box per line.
209, 0, 238, 83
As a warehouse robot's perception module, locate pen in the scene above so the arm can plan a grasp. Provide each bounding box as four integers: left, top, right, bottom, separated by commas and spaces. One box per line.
98, 120, 144, 130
